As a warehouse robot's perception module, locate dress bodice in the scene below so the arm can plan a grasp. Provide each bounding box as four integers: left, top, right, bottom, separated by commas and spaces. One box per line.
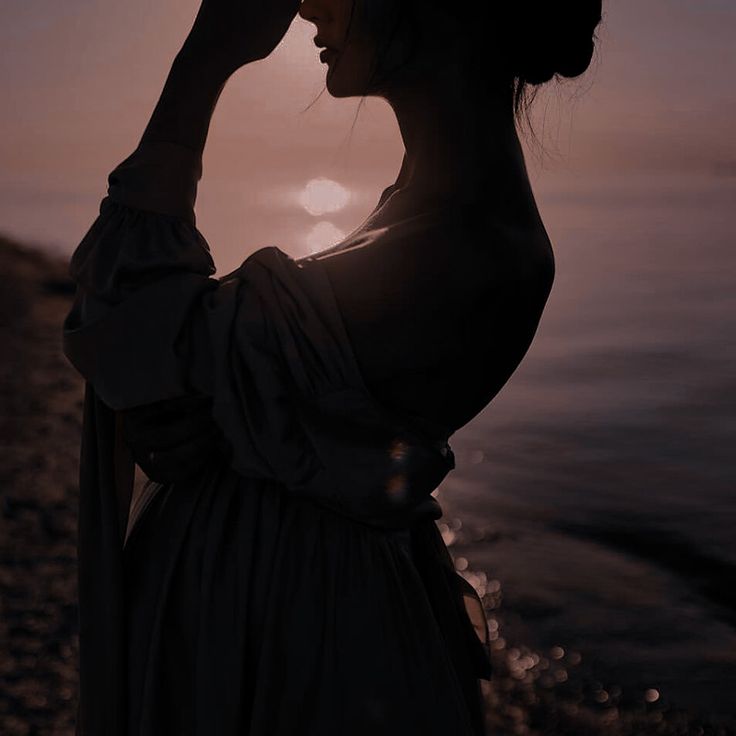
299, 205, 555, 435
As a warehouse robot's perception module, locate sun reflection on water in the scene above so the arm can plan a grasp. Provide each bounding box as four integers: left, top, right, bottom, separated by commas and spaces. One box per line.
304, 221, 346, 254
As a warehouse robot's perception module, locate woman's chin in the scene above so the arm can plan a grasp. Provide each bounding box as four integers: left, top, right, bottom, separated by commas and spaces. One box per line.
325, 62, 376, 99
325, 74, 355, 98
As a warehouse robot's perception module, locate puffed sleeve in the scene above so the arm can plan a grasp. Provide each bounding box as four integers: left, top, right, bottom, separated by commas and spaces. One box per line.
62, 140, 454, 528
62, 141, 219, 408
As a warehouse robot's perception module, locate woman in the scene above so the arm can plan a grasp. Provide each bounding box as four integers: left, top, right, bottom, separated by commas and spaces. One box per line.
62, 0, 603, 734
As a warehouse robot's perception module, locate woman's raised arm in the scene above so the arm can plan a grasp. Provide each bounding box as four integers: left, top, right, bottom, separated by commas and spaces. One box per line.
108, 0, 301, 222
63, 0, 305, 399
142, 0, 301, 154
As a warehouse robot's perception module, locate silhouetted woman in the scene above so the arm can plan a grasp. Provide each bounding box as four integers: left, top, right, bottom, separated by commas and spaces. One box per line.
62, 0, 602, 734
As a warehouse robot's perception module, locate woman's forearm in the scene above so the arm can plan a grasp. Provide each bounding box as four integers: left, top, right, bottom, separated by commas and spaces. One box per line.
138, 44, 232, 157
103, 44, 235, 222
102, 0, 301, 218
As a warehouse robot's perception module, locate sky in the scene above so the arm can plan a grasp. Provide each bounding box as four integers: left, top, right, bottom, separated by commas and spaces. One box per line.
0, 0, 734, 273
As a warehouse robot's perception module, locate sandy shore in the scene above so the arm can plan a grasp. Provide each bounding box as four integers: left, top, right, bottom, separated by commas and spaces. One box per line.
1, 235, 733, 735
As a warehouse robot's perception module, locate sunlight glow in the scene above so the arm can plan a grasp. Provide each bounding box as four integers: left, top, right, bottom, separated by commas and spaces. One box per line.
299, 178, 351, 216
304, 221, 346, 254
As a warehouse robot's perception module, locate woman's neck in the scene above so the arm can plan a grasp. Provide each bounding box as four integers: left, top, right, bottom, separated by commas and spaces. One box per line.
381, 65, 534, 216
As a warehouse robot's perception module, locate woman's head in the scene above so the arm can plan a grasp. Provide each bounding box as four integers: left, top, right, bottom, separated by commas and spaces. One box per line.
298, 0, 410, 98
298, 0, 603, 118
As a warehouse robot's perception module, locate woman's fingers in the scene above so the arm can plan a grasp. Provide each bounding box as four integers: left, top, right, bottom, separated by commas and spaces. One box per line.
184, 0, 301, 71
121, 394, 212, 425
134, 426, 224, 484
119, 394, 229, 483
120, 395, 216, 448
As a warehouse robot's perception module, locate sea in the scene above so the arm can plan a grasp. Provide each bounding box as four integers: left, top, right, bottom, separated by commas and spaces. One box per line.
439, 171, 736, 718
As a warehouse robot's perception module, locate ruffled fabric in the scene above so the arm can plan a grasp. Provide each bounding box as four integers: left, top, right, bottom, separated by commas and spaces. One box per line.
64, 201, 452, 528
62, 141, 492, 736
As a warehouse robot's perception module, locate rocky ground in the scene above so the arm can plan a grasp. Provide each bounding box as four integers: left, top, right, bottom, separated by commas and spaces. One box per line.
1, 235, 733, 735
1, 236, 82, 735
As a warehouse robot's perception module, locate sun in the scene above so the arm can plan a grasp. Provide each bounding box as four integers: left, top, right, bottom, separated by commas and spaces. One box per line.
298, 178, 351, 216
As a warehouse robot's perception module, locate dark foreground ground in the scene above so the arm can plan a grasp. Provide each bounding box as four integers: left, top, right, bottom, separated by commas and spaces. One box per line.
1, 235, 733, 735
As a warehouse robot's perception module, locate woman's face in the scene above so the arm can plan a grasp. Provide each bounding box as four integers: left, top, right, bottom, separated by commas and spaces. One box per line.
298, 0, 404, 98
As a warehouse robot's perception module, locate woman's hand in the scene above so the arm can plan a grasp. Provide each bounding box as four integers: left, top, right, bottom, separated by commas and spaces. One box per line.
120, 395, 231, 485
137, 0, 302, 165
182, 0, 302, 77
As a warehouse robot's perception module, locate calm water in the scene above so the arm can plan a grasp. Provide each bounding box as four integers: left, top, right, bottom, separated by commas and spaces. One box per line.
440, 172, 736, 717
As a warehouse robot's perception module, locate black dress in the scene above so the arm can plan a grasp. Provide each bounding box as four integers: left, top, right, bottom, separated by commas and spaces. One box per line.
62, 141, 494, 736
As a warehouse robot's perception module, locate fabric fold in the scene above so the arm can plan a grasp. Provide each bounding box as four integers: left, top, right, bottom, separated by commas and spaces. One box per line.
105, 139, 203, 226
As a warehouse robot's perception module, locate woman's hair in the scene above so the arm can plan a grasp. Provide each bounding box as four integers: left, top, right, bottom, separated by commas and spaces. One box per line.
358, 0, 604, 132
497, 0, 604, 125
304, 0, 605, 154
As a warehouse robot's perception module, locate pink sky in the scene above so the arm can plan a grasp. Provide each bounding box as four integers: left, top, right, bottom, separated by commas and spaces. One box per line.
1, 0, 734, 273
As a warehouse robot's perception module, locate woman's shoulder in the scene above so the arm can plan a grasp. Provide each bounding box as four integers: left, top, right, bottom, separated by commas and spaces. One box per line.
309, 200, 553, 311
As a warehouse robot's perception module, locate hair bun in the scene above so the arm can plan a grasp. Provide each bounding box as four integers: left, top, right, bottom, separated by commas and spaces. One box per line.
512, 1, 603, 86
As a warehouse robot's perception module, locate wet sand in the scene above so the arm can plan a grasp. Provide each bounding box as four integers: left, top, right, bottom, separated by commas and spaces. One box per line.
1, 235, 734, 735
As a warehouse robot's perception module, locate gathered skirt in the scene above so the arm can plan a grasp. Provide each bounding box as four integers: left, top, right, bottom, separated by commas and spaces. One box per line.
122, 459, 487, 736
